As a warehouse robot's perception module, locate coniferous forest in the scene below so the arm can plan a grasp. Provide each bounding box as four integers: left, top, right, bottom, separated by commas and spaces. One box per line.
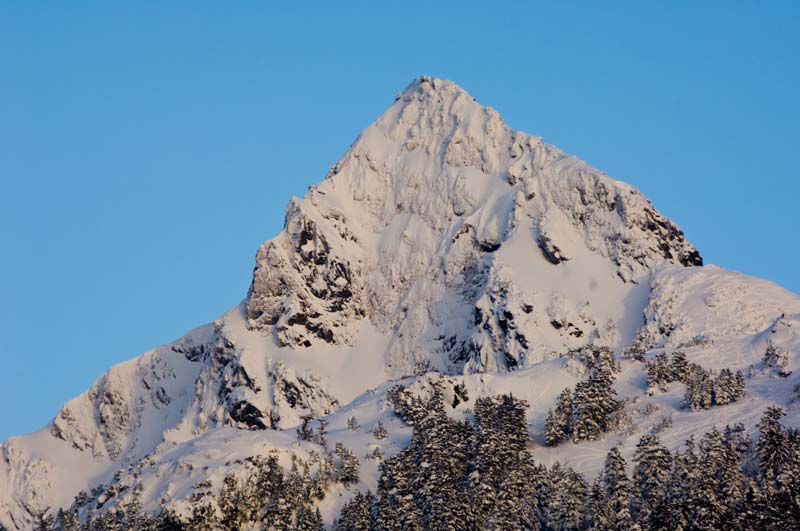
28, 378, 800, 531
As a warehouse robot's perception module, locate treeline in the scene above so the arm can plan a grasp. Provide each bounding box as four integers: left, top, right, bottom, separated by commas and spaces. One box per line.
644, 351, 745, 410
32, 385, 800, 531
34, 424, 360, 531
337, 395, 800, 531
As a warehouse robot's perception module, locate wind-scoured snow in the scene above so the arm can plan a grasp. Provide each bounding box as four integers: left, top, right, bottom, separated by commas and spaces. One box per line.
1, 76, 796, 530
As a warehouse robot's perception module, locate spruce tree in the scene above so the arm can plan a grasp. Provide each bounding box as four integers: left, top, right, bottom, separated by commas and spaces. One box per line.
315, 419, 329, 448
763, 342, 780, 369
431, 419, 472, 530
713, 368, 737, 405
683, 370, 714, 410
375, 455, 422, 531
734, 370, 746, 401
544, 463, 587, 531
485, 453, 541, 531
187, 503, 217, 531
295, 506, 324, 531
767, 445, 800, 530
670, 351, 689, 382
690, 427, 743, 530
347, 416, 361, 431
646, 352, 672, 391
757, 406, 791, 482
53, 508, 81, 531
734, 481, 768, 531
632, 434, 672, 530
372, 420, 388, 440
335, 442, 361, 486
335, 491, 375, 531
572, 367, 618, 443
545, 388, 573, 446
601, 447, 638, 531
154, 509, 185, 531
668, 437, 697, 531
218, 472, 250, 530
584, 475, 609, 531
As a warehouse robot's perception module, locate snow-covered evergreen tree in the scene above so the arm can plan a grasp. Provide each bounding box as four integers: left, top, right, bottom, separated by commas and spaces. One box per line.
371, 420, 388, 440
294, 506, 324, 531
713, 368, 738, 405
690, 427, 744, 530
734, 370, 746, 399
757, 406, 791, 482
376, 455, 423, 531
315, 418, 330, 448
218, 472, 248, 530
632, 434, 672, 530
386, 384, 427, 425
572, 366, 619, 443
545, 388, 573, 446
334, 442, 360, 486
670, 351, 689, 382
668, 436, 697, 531
187, 502, 217, 531
544, 463, 587, 531
485, 453, 542, 531
683, 369, 714, 410
601, 447, 638, 531
335, 491, 374, 531
347, 416, 361, 432
764, 341, 780, 369
584, 475, 609, 531
645, 352, 672, 392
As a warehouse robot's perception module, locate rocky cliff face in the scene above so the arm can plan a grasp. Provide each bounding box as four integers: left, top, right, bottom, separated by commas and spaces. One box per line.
3, 77, 796, 531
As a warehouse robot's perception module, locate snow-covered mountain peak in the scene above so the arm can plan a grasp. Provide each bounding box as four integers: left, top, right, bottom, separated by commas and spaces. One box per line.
387, 75, 490, 134
247, 76, 702, 374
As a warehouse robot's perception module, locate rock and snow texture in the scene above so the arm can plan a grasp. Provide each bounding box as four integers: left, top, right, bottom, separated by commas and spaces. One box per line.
248, 76, 701, 374
0, 76, 796, 530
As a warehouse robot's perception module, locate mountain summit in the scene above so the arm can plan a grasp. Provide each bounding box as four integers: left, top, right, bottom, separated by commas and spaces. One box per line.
247, 75, 700, 373
1, 77, 796, 530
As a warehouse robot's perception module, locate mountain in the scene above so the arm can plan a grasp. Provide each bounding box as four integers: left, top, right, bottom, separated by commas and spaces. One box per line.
1, 76, 798, 530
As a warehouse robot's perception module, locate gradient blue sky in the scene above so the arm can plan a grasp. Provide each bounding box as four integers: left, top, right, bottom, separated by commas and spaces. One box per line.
1, 2, 798, 440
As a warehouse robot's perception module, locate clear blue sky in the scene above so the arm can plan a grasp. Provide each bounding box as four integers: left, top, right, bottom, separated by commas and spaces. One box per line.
1, 2, 798, 440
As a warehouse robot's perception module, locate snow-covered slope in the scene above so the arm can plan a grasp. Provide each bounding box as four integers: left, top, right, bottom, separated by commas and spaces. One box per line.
1, 76, 796, 530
